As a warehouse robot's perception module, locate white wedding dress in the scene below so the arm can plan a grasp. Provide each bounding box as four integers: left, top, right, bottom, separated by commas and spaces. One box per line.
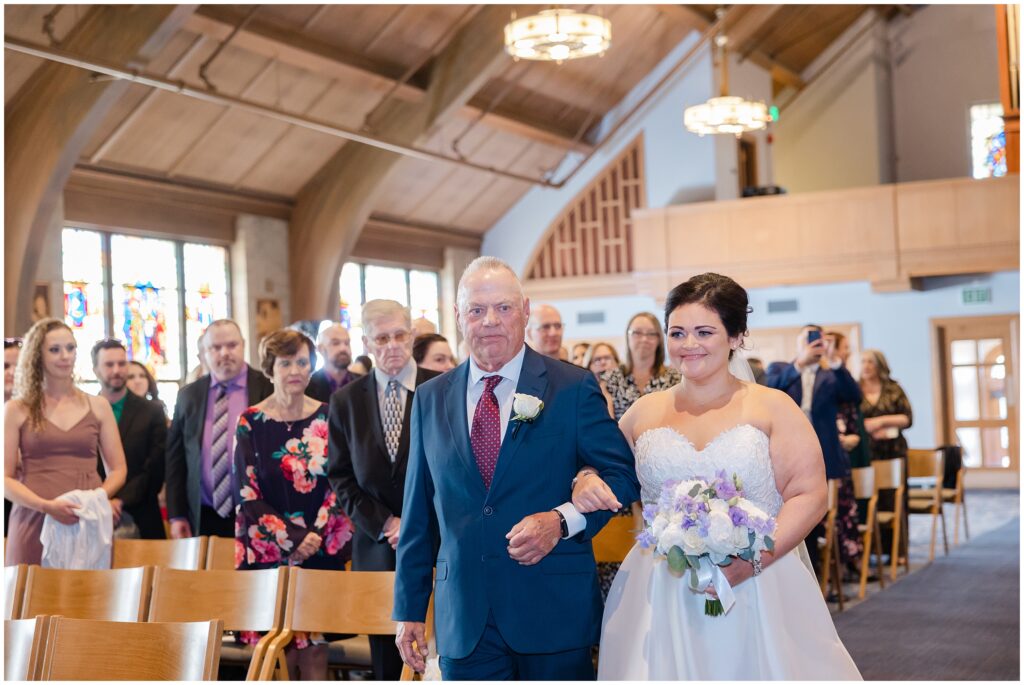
598, 424, 862, 680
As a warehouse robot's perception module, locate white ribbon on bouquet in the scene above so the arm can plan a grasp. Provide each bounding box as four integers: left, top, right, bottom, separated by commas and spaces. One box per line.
689, 557, 737, 614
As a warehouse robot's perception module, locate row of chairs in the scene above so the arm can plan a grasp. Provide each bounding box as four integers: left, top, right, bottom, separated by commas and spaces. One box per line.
820, 447, 969, 606
5, 564, 432, 681
108, 535, 236, 571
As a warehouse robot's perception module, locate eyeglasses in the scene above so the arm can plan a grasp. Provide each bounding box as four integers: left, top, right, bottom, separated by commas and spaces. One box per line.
371, 330, 411, 347
627, 329, 660, 339
534, 323, 563, 332
590, 355, 615, 364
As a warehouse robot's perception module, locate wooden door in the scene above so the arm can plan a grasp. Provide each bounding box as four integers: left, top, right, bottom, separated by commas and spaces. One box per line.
933, 315, 1019, 476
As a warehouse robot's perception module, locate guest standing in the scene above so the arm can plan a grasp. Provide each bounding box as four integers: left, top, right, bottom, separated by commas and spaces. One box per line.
4, 319, 126, 565
602, 312, 681, 421
306, 323, 359, 403
328, 300, 440, 680
235, 329, 354, 680
525, 304, 564, 359
582, 342, 620, 418
412, 333, 456, 374
125, 360, 159, 402
166, 319, 273, 539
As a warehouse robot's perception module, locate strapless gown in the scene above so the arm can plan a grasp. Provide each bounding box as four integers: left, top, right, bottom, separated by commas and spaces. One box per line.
598, 424, 862, 680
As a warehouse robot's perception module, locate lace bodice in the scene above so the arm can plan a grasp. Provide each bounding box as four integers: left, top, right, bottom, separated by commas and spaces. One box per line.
634, 424, 784, 517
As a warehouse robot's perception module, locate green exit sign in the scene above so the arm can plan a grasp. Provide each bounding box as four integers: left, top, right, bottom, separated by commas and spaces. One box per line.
962, 287, 992, 305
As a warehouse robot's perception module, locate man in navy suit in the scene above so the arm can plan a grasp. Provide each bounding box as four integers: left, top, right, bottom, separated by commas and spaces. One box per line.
393, 257, 639, 680
765, 324, 862, 572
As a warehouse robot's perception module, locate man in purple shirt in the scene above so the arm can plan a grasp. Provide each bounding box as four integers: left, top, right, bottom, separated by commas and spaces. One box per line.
165, 319, 274, 538
306, 323, 361, 402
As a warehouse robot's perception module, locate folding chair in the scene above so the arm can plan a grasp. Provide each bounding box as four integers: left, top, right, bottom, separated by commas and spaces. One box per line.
5, 615, 50, 680
5, 563, 28, 619
873, 458, 908, 581
850, 466, 885, 599
907, 448, 948, 561
818, 478, 844, 610
19, 566, 151, 621
112, 536, 208, 570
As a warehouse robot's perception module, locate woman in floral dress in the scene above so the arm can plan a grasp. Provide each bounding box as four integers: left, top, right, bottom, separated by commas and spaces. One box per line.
234, 329, 353, 680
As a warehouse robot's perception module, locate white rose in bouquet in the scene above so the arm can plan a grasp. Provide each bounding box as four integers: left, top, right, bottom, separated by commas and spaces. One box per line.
650, 513, 669, 540
659, 523, 688, 555
706, 510, 736, 559
681, 526, 707, 556
708, 498, 729, 515
731, 524, 750, 549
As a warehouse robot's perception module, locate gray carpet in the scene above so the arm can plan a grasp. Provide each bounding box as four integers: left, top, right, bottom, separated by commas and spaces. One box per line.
834, 517, 1020, 680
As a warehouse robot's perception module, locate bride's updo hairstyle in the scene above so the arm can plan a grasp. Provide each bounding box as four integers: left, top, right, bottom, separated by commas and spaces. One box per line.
663, 273, 752, 359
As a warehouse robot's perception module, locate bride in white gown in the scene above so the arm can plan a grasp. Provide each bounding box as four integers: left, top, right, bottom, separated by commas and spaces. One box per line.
574, 273, 861, 680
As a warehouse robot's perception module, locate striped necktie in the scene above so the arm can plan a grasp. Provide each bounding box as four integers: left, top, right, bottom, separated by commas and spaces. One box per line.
209, 383, 234, 518
382, 380, 402, 461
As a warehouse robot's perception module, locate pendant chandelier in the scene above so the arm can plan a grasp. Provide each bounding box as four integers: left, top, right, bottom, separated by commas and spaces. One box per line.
684, 31, 772, 137
503, 8, 611, 64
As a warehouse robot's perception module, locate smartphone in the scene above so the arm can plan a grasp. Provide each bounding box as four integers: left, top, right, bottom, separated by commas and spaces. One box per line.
807, 330, 822, 344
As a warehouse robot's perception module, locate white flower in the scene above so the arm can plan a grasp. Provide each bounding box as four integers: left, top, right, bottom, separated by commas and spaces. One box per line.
304, 436, 327, 460
681, 527, 707, 556
511, 394, 544, 421
731, 525, 750, 550
708, 499, 729, 515
706, 510, 736, 556
650, 514, 670, 540
659, 523, 687, 554
736, 499, 769, 519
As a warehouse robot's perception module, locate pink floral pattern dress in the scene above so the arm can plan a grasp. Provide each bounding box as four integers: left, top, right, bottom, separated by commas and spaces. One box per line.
234, 404, 354, 648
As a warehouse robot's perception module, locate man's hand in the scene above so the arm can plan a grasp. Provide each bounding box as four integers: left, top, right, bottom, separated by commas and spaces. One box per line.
169, 519, 192, 539
506, 512, 561, 565
796, 335, 826, 368
572, 470, 621, 513
395, 621, 428, 673
109, 497, 123, 527
383, 515, 401, 550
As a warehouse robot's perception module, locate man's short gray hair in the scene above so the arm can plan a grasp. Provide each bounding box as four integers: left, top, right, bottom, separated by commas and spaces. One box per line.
456, 256, 525, 312
361, 300, 411, 337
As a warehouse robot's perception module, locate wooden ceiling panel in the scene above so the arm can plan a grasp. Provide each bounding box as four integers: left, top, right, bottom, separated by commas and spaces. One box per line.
4, 3, 82, 43
359, 5, 473, 67
451, 176, 533, 233
238, 59, 334, 112
304, 73, 392, 130
374, 157, 454, 219
4, 53, 45, 104
305, 4, 410, 53
236, 127, 344, 196
78, 83, 154, 159
405, 164, 500, 228
170, 110, 292, 185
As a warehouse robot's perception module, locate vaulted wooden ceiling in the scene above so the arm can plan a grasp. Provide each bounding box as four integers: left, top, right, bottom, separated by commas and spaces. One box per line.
4, 4, 906, 236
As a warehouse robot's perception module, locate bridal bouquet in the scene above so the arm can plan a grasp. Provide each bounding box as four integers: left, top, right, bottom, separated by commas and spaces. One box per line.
636, 469, 777, 616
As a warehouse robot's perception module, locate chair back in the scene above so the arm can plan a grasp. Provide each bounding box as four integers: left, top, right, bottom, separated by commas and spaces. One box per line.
148, 567, 286, 632
940, 444, 964, 488
5, 564, 27, 620
21, 566, 151, 621
5, 616, 49, 680
38, 617, 222, 680
112, 536, 207, 570
204, 535, 237, 570
826, 479, 840, 511
592, 515, 639, 563
850, 467, 876, 500
284, 568, 396, 635
873, 458, 905, 491
907, 448, 944, 481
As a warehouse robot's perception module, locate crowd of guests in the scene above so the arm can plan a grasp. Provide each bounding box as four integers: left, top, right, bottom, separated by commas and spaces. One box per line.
3, 291, 912, 677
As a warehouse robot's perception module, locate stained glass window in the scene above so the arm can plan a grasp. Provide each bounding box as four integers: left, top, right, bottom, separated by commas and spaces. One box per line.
970, 103, 1007, 179
183, 244, 229, 377
62, 229, 106, 381
339, 262, 364, 358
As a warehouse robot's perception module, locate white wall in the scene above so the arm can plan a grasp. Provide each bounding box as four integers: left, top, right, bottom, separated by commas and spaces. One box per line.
773, 10, 894, 193
714, 52, 774, 200
890, 4, 1001, 182
483, 31, 720, 276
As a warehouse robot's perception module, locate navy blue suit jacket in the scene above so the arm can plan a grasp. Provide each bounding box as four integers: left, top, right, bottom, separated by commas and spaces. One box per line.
765, 361, 862, 478
393, 346, 639, 659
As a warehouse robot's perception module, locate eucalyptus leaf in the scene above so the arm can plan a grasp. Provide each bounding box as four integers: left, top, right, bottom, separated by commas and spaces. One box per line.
765, 536, 775, 552
688, 484, 701, 498
668, 546, 687, 573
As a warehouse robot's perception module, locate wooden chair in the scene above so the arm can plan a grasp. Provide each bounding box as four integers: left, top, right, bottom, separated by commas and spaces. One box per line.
592, 514, 640, 563
205, 535, 238, 570
260, 569, 396, 680
911, 448, 969, 545
148, 567, 288, 680
5, 615, 50, 680
873, 458, 908, 581
850, 466, 885, 599
112, 536, 208, 570
38, 617, 223, 680
5, 563, 28, 620
818, 478, 844, 610
906, 448, 949, 561
20, 566, 152, 621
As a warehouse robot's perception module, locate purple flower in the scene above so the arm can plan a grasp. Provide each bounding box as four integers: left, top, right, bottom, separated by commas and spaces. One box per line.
642, 504, 657, 524
751, 516, 776, 536
728, 506, 750, 527
636, 529, 657, 549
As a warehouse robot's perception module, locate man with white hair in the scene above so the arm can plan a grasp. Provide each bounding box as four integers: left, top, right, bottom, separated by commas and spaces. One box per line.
327, 300, 441, 680
394, 257, 638, 680
306, 323, 360, 402
526, 303, 564, 359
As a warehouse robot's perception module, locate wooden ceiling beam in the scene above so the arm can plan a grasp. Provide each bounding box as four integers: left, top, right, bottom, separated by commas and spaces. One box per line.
288, 5, 520, 320
5, 4, 196, 334
185, 6, 588, 151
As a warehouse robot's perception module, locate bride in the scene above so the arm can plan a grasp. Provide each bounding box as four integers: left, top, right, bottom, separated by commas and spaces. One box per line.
574, 273, 861, 680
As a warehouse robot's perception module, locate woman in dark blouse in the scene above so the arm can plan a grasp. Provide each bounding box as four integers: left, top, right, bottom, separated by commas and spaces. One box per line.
234, 329, 353, 679
601, 312, 681, 421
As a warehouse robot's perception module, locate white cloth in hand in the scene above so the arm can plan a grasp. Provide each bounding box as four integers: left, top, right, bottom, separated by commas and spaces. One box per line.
40, 488, 113, 570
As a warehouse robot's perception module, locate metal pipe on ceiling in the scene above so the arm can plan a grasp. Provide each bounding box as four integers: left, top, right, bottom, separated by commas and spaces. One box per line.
6, 10, 725, 190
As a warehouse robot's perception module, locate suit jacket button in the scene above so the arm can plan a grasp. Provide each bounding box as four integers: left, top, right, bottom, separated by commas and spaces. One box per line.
483, 506, 493, 516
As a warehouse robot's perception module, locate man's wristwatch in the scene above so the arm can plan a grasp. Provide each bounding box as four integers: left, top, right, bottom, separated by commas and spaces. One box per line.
552, 509, 569, 538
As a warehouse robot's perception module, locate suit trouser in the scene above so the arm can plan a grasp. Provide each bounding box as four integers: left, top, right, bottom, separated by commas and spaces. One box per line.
439, 610, 594, 681
199, 504, 235, 538
370, 635, 404, 680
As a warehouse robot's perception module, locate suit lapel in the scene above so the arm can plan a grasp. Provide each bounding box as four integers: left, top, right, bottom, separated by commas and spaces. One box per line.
118, 392, 139, 441
811, 367, 828, 412
490, 348, 548, 492
193, 375, 212, 441
444, 362, 486, 492
362, 373, 389, 462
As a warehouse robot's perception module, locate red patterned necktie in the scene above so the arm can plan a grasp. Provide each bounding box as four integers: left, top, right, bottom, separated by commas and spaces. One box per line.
471, 375, 503, 489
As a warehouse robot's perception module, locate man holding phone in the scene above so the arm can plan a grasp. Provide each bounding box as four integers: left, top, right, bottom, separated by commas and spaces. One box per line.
765, 324, 862, 576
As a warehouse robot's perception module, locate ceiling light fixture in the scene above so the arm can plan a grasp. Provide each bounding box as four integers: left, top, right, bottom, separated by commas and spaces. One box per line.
684, 12, 772, 137
504, 8, 611, 64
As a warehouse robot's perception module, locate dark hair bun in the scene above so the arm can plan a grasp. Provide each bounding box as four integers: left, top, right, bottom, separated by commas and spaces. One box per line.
664, 273, 751, 351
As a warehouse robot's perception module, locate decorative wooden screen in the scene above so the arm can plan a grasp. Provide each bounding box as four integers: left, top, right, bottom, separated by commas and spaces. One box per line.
525, 134, 646, 280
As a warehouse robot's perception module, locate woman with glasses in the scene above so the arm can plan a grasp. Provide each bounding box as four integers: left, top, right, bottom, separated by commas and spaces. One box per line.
583, 342, 621, 418
4, 319, 127, 566
602, 312, 682, 421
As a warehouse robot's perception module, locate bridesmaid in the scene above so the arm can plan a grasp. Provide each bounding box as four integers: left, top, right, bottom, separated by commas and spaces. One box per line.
4, 319, 126, 566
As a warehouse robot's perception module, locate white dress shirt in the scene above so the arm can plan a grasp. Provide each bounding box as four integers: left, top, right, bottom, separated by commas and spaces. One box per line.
465, 345, 586, 537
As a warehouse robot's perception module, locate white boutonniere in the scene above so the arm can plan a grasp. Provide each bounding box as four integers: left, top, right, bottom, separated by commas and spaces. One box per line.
510, 393, 544, 438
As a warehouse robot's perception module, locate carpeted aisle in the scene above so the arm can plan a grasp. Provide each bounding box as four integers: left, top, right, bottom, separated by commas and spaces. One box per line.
834, 517, 1020, 681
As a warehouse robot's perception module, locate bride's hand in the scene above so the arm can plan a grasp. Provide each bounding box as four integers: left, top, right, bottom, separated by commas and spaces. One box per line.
572, 470, 621, 513
706, 552, 773, 598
